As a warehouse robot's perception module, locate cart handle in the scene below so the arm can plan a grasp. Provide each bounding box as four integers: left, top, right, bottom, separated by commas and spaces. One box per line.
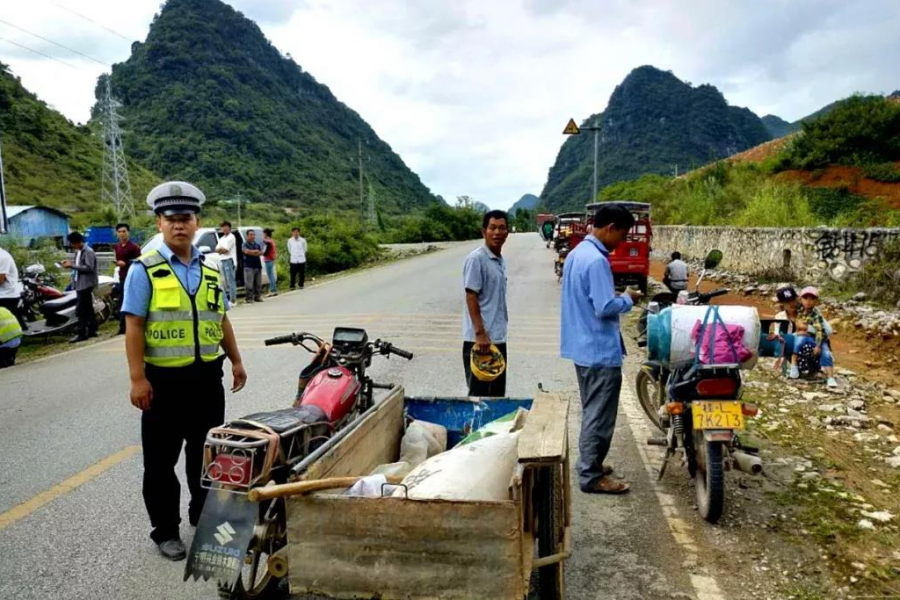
248, 475, 404, 502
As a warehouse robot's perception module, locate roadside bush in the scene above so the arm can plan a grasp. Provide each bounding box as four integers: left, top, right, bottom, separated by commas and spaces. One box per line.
383, 203, 482, 243
5, 240, 65, 281
805, 187, 867, 221
274, 216, 381, 278
784, 95, 900, 169
862, 162, 900, 183
732, 181, 815, 227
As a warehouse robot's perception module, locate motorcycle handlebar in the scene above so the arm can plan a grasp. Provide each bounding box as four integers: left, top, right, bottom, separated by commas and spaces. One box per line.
698, 288, 729, 302
377, 341, 414, 360
264, 334, 296, 346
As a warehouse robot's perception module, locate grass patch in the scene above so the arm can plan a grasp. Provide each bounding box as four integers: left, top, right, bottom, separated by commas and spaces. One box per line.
862, 162, 900, 183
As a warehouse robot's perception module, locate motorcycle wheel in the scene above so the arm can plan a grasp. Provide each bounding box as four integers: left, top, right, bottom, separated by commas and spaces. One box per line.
218, 498, 287, 600
635, 370, 664, 432
694, 439, 725, 524
96, 298, 113, 325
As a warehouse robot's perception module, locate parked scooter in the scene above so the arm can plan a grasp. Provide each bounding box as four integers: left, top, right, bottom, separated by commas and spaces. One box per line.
186, 326, 413, 599
20, 267, 116, 337
18, 264, 65, 324
635, 250, 763, 524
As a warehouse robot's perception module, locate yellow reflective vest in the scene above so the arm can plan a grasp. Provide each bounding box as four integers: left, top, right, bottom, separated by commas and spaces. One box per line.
139, 251, 225, 367
0, 307, 22, 344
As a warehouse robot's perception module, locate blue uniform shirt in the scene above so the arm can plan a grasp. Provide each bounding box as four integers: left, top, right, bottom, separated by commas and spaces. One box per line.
560, 235, 632, 367
462, 246, 508, 343
122, 242, 228, 318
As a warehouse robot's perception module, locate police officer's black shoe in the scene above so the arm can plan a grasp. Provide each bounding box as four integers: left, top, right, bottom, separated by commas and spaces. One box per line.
157, 538, 187, 561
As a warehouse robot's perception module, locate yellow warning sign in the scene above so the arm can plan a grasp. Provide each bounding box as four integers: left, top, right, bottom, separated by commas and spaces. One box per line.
562, 118, 580, 135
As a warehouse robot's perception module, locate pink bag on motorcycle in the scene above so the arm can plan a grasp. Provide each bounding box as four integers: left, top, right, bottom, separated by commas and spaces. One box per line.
690, 320, 753, 365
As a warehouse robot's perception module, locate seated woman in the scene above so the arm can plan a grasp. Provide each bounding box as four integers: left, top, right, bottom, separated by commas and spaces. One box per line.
768, 286, 799, 370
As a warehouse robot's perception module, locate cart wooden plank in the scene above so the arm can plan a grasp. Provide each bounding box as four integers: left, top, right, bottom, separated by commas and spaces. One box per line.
286, 496, 525, 600
517, 392, 570, 464
301, 387, 405, 481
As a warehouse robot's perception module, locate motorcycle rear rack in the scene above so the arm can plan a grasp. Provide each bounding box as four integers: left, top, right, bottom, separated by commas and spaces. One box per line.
201, 421, 331, 493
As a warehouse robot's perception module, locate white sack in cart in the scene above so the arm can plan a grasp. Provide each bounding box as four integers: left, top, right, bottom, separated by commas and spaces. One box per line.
398, 431, 520, 501
669, 305, 761, 369
398, 420, 447, 467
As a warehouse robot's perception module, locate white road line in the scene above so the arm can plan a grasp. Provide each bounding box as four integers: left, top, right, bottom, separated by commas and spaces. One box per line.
619, 376, 727, 600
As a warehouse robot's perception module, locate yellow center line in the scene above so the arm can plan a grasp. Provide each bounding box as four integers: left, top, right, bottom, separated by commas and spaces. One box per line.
0, 445, 141, 533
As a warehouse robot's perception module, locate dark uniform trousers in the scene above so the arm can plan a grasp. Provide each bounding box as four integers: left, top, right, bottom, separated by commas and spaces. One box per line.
142, 357, 225, 543
75, 289, 97, 337
462, 342, 508, 397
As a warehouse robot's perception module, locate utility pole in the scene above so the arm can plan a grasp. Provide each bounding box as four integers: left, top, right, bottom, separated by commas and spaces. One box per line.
562, 117, 602, 203
358, 139, 364, 224
592, 119, 600, 203
0, 126, 8, 234
366, 184, 377, 227
99, 77, 135, 219
235, 194, 243, 228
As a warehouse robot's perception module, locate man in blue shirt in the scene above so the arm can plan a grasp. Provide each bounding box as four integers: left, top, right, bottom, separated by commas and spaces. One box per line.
462, 210, 509, 396
561, 204, 640, 494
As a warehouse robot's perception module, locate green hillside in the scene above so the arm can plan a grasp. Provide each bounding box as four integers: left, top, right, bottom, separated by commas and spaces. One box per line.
761, 114, 795, 138
0, 63, 158, 226
509, 193, 539, 215
597, 95, 900, 228
102, 0, 435, 214
540, 66, 772, 212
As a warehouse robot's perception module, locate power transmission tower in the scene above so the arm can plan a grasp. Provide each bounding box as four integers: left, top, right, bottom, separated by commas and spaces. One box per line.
99, 77, 135, 218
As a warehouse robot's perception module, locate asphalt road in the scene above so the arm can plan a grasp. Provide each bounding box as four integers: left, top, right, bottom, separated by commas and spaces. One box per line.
0, 233, 726, 600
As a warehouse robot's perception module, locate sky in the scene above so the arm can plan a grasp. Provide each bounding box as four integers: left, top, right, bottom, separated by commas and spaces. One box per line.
1, 0, 899, 210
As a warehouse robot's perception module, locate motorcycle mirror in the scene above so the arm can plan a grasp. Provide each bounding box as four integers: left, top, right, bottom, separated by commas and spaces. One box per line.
704, 249, 723, 271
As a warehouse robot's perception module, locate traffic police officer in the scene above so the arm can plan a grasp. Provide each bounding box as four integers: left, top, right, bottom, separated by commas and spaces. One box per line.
123, 181, 247, 561
0, 305, 23, 368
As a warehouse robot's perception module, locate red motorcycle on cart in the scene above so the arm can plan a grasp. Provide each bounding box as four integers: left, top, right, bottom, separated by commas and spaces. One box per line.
185, 327, 413, 599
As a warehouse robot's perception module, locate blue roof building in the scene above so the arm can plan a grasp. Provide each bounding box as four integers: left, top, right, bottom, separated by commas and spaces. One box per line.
1, 205, 69, 246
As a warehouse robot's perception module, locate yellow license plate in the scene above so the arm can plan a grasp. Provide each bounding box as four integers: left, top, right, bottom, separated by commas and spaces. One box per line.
692, 401, 745, 430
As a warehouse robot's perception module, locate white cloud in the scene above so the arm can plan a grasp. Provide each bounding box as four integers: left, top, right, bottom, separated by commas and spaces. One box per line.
1, 0, 899, 209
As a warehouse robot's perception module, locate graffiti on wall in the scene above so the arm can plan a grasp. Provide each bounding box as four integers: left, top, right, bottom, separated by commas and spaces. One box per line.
814, 229, 900, 262
654, 226, 900, 283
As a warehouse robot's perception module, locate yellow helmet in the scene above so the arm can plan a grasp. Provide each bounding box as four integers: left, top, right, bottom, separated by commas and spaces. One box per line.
470, 344, 506, 382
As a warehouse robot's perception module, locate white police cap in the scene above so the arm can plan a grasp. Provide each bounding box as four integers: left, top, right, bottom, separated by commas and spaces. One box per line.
146, 181, 206, 216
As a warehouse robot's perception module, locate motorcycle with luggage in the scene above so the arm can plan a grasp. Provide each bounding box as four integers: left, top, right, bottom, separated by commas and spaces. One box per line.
635, 250, 765, 524
185, 326, 413, 599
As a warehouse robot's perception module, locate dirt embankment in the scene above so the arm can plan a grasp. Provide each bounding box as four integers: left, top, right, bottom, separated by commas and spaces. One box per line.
775, 164, 900, 209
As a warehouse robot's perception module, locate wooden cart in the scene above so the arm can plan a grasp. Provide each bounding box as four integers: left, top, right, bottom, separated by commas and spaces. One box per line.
279, 388, 571, 599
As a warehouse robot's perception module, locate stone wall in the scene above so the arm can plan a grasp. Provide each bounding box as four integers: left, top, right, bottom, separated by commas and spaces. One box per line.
653, 226, 900, 281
